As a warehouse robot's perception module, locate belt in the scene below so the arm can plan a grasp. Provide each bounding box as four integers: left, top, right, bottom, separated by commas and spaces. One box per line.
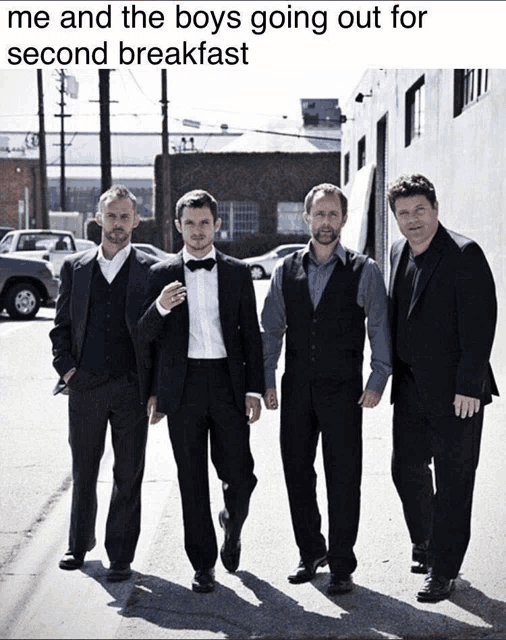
187, 358, 228, 367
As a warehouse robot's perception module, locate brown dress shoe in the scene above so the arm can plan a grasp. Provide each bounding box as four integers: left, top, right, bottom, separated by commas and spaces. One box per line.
192, 568, 215, 593
106, 562, 132, 582
417, 571, 455, 602
327, 574, 353, 595
288, 555, 328, 584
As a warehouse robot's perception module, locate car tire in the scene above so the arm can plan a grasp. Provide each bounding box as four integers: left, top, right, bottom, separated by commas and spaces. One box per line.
5, 282, 41, 320
250, 265, 266, 280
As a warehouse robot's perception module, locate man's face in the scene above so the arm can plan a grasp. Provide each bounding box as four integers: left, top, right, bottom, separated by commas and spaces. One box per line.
304, 192, 347, 246
97, 198, 139, 247
393, 195, 439, 250
175, 206, 221, 256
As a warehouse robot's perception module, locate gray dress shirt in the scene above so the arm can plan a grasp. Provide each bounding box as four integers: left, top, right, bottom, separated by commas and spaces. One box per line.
261, 242, 392, 394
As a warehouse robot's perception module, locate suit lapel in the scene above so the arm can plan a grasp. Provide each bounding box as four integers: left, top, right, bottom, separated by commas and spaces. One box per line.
174, 252, 190, 345
216, 250, 231, 333
407, 224, 446, 319
389, 240, 406, 297
125, 248, 146, 334
72, 249, 97, 360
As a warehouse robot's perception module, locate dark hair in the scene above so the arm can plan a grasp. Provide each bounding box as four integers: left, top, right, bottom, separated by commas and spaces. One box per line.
387, 174, 437, 212
175, 189, 218, 221
99, 184, 137, 215
304, 183, 348, 217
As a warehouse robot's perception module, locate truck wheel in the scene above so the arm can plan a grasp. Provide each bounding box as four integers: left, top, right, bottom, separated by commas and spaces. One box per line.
5, 283, 41, 319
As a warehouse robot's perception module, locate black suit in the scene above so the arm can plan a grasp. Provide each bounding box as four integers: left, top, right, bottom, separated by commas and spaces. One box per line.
389, 223, 498, 578
50, 246, 158, 564
138, 249, 264, 570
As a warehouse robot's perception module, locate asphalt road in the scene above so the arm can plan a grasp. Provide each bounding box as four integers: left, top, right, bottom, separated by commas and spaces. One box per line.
1, 284, 506, 639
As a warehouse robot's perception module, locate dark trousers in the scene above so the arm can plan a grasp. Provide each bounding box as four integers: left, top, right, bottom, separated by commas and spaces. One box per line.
168, 359, 257, 571
392, 368, 484, 579
67, 371, 149, 564
280, 373, 363, 577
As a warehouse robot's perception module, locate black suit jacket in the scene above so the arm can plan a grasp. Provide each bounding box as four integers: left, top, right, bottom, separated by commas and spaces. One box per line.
138, 249, 265, 417
50, 246, 158, 401
389, 223, 498, 415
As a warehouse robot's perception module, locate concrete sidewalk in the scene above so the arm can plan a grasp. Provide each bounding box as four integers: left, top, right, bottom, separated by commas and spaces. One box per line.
1, 377, 506, 639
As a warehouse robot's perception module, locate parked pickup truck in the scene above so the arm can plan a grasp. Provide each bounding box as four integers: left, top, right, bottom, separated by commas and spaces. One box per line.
0, 229, 81, 277
0, 253, 59, 319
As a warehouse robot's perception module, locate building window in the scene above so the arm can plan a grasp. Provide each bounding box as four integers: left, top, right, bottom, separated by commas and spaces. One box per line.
344, 152, 350, 185
405, 76, 425, 147
454, 69, 489, 117
217, 201, 259, 240
357, 137, 366, 170
277, 202, 306, 235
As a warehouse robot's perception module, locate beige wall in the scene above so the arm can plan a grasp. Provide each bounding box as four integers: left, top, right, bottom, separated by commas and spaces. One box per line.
341, 69, 506, 372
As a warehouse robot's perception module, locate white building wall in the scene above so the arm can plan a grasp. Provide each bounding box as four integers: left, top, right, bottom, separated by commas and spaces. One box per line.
341, 68, 506, 371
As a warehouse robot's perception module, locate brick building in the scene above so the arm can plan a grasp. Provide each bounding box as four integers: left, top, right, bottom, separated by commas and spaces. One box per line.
157, 150, 340, 257
0, 158, 42, 229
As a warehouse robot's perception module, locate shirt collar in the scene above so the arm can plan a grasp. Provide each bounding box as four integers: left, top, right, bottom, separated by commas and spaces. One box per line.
305, 240, 346, 267
183, 245, 217, 264
97, 243, 132, 263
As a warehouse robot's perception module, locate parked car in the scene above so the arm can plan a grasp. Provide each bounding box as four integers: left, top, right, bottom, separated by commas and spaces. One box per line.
74, 238, 97, 252
242, 243, 307, 280
0, 229, 78, 277
0, 253, 59, 319
0, 226, 14, 241
133, 243, 175, 260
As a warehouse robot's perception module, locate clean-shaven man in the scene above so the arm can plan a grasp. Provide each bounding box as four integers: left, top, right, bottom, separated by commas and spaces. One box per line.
138, 189, 264, 593
388, 173, 498, 602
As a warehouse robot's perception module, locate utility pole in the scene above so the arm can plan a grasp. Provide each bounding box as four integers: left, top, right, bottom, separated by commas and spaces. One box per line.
99, 70, 112, 194
157, 69, 172, 252
161, 69, 169, 154
54, 70, 71, 211
37, 70, 49, 228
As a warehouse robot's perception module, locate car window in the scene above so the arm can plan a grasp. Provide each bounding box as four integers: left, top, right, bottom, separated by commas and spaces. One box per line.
277, 247, 300, 257
51, 235, 73, 251
0, 235, 13, 253
18, 233, 73, 251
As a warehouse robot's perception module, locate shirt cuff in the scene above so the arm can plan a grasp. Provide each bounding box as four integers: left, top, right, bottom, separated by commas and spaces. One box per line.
246, 392, 262, 400
156, 297, 171, 317
264, 369, 277, 390
365, 371, 389, 395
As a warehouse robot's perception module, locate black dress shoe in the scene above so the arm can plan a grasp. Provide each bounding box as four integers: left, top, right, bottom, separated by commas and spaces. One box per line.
59, 550, 85, 570
219, 510, 241, 573
411, 541, 429, 574
106, 562, 132, 582
192, 568, 215, 593
288, 555, 328, 584
417, 571, 455, 602
327, 574, 353, 595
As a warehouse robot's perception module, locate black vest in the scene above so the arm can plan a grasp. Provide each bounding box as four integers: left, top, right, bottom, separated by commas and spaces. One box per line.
79, 256, 136, 377
282, 249, 367, 382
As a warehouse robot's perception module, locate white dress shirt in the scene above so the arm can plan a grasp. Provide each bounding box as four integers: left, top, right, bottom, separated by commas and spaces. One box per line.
96, 243, 132, 284
156, 246, 227, 358
156, 246, 261, 400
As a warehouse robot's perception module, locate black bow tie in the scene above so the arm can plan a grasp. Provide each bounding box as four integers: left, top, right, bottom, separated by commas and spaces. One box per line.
186, 258, 216, 272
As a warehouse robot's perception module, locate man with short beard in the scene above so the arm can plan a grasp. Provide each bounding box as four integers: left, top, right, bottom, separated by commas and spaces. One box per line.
50, 185, 158, 582
261, 183, 391, 595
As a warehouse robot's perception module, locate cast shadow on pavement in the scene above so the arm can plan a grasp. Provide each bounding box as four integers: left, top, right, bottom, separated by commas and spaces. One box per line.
82, 562, 498, 639
450, 579, 506, 637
